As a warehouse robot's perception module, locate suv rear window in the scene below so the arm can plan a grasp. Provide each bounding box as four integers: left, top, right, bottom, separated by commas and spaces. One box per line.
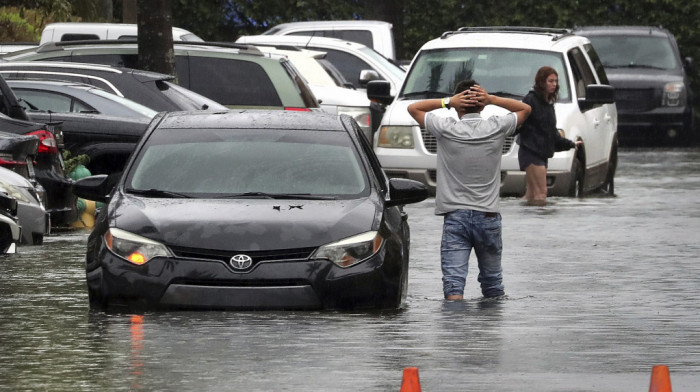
289, 30, 374, 49
186, 57, 282, 107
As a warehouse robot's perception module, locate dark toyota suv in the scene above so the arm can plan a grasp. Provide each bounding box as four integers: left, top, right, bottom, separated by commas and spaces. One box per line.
575, 26, 695, 145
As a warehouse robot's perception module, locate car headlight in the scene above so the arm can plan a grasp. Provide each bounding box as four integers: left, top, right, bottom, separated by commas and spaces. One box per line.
662, 82, 686, 107
338, 106, 371, 133
377, 126, 415, 148
104, 228, 172, 265
311, 231, 383, 268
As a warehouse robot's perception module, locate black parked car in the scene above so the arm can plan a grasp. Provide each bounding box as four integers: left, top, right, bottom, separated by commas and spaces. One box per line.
0, 61, 228, 112
574, 26, 695, 145
0, 74, 74, 226
73, 110, 428, 310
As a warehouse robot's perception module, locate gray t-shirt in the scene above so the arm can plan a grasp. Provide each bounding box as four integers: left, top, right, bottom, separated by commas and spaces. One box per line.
425, 111, 518, 215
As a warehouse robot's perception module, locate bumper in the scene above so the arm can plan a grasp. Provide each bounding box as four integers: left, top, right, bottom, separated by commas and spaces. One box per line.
87, 244, 399, 310
617, 106, 694, 143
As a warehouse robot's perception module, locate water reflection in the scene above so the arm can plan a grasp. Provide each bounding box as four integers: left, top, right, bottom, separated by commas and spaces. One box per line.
2, 148, 700, 391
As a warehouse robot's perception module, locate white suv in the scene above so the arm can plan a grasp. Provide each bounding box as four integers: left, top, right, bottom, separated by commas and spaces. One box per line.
368, 27, 618, 196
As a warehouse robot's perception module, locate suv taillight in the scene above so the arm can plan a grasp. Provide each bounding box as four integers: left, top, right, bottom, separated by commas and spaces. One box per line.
26, 130, 58, 154
284, 107, 311, 112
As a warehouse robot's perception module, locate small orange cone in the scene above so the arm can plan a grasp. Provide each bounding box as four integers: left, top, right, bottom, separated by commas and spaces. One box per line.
649, 365, 672, 392
400, 367, 421, 392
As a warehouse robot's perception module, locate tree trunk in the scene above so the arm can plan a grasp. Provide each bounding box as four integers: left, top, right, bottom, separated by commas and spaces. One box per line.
123, 0, 137, 23
136, 0, 176, 78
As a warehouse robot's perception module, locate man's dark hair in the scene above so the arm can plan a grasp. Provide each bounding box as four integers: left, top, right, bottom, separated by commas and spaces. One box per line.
454, 79, 477, 94
454, 79, 480, 113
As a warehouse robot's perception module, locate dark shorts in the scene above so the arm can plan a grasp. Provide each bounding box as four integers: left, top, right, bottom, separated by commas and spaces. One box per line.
518, 146, 547, 171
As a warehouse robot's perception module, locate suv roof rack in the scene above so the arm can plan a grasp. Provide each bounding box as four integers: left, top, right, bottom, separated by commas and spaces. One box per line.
36, 39, 264, 56
441, 26, 573, 41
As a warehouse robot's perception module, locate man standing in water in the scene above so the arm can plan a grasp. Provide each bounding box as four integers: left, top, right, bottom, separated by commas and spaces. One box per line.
407, 80, 531, 300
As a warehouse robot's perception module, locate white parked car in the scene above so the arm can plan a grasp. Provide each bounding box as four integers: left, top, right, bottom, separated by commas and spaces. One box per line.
39, 22, 203, 44
368, 27, 618, 197
262, 20, 396, 61
253, 45, 373, 140
235, 35, 405, 95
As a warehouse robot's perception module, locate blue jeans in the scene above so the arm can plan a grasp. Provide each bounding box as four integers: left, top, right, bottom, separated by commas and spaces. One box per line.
441, 209, 504, 298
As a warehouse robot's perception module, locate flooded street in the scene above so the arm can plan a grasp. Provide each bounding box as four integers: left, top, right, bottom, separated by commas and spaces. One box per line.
1, 147, 699, 391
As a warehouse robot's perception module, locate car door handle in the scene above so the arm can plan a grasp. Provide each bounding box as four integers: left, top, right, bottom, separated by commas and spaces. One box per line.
593, 118, 601, 127
604, 114, 612, 122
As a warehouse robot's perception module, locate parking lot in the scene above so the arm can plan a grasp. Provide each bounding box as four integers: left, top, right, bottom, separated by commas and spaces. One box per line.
1, 147, 699, 391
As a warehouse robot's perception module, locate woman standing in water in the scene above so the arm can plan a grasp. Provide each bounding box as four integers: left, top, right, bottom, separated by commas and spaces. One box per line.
518, 66, 581, 205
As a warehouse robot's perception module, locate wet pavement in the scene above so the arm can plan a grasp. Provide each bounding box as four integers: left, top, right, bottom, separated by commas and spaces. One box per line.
1, 147, 699, 391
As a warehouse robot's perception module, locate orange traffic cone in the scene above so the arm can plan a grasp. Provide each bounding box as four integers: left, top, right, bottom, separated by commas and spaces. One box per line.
400, 367, 421, 392
649, 365, 672, 392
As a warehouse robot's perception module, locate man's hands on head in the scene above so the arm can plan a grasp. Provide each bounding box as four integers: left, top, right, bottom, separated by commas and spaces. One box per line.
449, 85, 489, 111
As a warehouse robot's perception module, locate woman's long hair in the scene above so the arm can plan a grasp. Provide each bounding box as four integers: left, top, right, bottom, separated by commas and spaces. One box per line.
534, 66, 559, 103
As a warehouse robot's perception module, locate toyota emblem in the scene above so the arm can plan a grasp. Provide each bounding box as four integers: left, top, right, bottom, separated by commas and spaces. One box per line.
230, 254, 253, 270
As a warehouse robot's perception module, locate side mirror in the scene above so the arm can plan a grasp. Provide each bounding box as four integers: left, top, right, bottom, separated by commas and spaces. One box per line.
367, 80, 394, 106
579, 84, 615, 111
9, 104, 29, 121
684, 56, 693, 73
359, 69, 381, 87
386, 178, 429, 207
71, 174, 115, 204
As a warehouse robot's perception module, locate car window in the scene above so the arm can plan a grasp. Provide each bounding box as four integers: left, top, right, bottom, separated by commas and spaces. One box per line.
13, 89, 95, 113
567, 47, 597, 99
280, 61, 319, 108
349, 118, 387, 193
585, 35, 679, 70
186, 57, 283, 107
88, 88, 158, 117
402, 48, 570, 102
317, 48, 381, 88
583, 43, 609, 85
60, 34, 100, 42
289, 30, 374, 49
127, 128, 369, 198
72, 53, 140, 69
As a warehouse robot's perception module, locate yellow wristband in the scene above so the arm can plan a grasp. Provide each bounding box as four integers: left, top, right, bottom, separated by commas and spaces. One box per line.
442, 97, 450, 108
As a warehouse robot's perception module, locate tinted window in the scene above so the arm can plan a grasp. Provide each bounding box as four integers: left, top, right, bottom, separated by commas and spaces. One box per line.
187, 57, 282, 107
127, 128, 368, 197
289, 30, 373, 49
567, 47, 597, 99
586, 35, 679, 70
14, 89, 94, 113
72, 53, 139, 69
318, 48, 379, 89
583, 43, 609, 85
60, 34, 99, 42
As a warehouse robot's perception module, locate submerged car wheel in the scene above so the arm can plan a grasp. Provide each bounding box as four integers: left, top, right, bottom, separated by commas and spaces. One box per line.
568, 154, 585, 197
599, 143, 617, 195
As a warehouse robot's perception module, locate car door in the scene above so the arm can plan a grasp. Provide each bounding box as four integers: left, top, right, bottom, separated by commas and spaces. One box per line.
567, 47, 608, 171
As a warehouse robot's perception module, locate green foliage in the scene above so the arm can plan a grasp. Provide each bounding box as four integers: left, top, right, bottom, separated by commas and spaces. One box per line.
62, 150, 90, 177
0, 7, 41, 41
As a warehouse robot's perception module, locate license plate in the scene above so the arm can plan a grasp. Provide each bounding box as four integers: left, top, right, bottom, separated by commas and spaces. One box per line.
26, 157, 36, 178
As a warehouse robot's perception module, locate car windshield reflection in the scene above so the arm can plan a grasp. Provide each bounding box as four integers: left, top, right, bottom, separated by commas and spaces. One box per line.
125, 128, 369, 199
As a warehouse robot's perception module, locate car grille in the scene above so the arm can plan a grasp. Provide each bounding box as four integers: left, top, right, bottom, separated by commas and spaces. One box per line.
169, 246, 317, 264
420, 128, 515, 155
614, 88, 657, 112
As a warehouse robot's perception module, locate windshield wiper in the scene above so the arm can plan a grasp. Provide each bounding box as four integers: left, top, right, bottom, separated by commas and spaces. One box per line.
488, 91, 524, 99
605, 63, 665, 70
401, 90, 451, 99
125, 188, 192, 198
217, 192, 337, 200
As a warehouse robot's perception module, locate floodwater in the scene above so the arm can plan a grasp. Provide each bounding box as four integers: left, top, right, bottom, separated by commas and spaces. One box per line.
1, 147, 699, 391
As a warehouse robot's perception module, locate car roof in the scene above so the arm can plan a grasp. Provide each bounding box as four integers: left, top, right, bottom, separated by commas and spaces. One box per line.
0, 61, 174, 81
573, 25, 672, 38
157, 110, 350, 132
236, 35, 372, 51
422, 27, 590, 52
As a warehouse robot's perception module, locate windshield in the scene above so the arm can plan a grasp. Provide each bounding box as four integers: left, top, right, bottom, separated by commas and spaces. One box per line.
358, 46, 405, 82
125, 128, 369, 198
586, 35, 679, 70
401, 48, 570, 102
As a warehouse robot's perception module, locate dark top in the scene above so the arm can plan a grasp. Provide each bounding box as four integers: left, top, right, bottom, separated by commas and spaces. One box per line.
518, 89, 575, 159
